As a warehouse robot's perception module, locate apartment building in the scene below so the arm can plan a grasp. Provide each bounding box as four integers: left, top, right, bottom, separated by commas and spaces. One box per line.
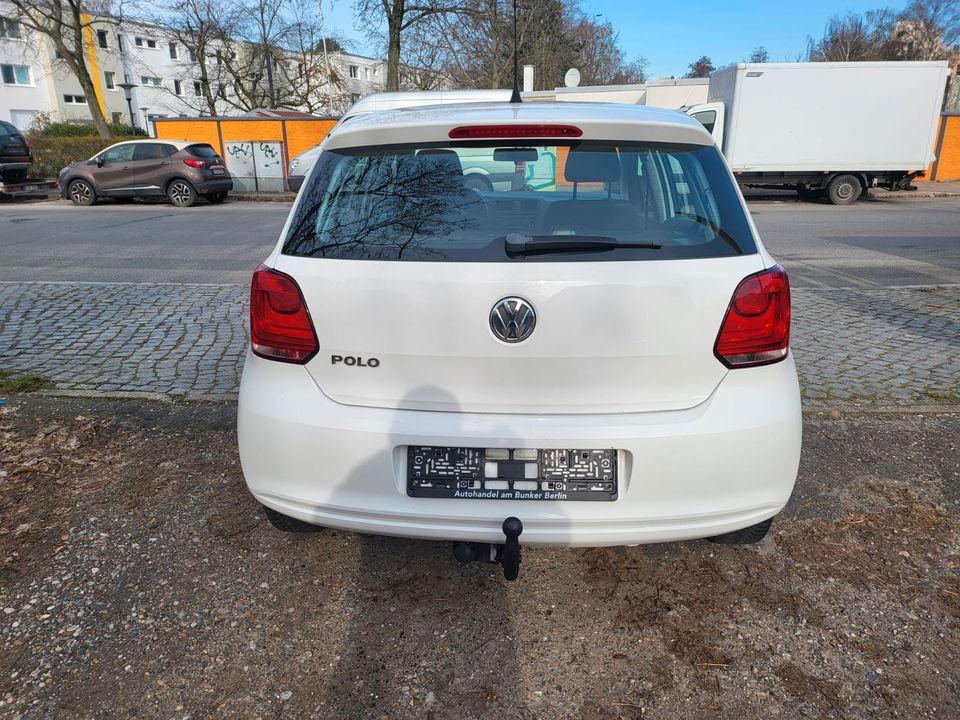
0, 5, 57, 130
0, 5, 385, 132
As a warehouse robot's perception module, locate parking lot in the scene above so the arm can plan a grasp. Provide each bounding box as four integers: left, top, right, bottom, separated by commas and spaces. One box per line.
1, 195, 958, 718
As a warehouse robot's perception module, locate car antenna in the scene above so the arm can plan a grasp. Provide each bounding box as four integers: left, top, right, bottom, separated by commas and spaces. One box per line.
510, 0, 522, 103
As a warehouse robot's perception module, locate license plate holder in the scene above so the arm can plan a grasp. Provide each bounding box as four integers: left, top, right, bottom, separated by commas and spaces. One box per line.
211, 166, 225, 175
407, 446, 617, 501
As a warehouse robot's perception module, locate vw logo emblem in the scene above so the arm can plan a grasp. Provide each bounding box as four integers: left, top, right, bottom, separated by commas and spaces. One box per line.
490, 297, 536, 343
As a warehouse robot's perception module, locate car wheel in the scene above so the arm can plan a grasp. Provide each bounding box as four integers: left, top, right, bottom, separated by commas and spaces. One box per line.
463, 174, 493, 193
207, 191, 227, 204
68, 179, 96, 206
167, 179, 197, 207
826, 174, 862, 206
706, 517, 774, 545
262, 505, 322, 533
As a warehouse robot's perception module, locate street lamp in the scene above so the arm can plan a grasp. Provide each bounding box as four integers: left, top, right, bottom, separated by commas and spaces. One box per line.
117, 82, 138, 129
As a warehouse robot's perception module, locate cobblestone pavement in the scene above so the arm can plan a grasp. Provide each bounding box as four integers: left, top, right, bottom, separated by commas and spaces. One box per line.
0, 281, 958, 406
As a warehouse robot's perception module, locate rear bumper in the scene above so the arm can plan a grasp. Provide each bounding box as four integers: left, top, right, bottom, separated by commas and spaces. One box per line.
0, 159, 32, 172
238, 353, 802, 547
195, 177, 233, 194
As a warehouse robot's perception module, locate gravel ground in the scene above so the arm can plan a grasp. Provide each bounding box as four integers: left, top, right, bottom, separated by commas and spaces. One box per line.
0, 397, 958, 719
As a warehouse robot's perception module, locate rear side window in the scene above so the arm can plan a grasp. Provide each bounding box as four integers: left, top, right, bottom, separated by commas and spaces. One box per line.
134, 143, 176, 160
187, 144, 219, 158
283, 140, 756, 262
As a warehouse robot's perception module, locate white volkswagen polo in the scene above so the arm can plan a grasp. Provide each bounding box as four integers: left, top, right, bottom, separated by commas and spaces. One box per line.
238, 100, 801, 579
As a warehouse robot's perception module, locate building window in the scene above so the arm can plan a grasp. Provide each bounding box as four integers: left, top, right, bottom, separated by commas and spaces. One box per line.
135, 36, 143, 46
1, 18, 22, 39
174, 79, 182, 95
1, 64, 30, 85
350, 92, 361, 103
140, 76, 161, 86
63, 94, 87, 104
364, 67, 370, 80
169, 42, 178, 59
135, 37, 157, 48
349, 65, 358, 78
188, 48, 196, 62
104, 70, 115, 89
116, 34, 124, 51
147, 39, 157, 49
193, 81, 202, 96
97, 29, 108, 48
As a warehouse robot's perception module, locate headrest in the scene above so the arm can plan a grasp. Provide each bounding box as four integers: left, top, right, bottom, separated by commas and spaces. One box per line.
564, 149, 620, 183
415, 149, 464, 176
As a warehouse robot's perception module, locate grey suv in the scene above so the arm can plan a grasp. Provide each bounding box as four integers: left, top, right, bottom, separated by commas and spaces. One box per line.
59, 140, 233, 207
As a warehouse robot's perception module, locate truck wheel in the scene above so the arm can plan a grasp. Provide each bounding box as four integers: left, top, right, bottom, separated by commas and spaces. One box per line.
464, 175, 493, 193
826, 174, 862, 206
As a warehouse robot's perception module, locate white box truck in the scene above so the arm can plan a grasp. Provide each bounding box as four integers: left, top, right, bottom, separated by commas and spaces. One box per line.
687, 61, 949, 204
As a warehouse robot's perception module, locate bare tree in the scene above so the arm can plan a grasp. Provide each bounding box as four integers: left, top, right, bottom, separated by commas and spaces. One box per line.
8, 0, 119, 136
807, 2, 959, 63
354, 0, 474, 91
161, 0, 235, 115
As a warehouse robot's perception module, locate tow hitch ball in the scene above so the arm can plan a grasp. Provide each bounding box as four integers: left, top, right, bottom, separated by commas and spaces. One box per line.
452, 517, 524, 581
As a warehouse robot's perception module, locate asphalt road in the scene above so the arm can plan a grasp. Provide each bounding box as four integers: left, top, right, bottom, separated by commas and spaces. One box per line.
1, 196, 959, 287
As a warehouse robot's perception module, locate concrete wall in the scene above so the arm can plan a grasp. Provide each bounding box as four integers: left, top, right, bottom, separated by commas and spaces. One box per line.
155, 116, 336, 190
644, 79, 709, 109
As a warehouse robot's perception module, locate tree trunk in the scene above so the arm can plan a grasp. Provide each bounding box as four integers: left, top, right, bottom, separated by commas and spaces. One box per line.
386, 15, 402, 91
72, 63, 111, 137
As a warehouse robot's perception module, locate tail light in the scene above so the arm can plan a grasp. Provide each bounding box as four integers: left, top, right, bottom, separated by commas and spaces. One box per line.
449, 124, 582, 139
714, 265, 790, 368
250, 265, 318, 363
183, 157, 205, 168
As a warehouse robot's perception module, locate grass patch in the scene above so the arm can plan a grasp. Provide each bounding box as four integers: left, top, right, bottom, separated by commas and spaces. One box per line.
0, 369, 51, 394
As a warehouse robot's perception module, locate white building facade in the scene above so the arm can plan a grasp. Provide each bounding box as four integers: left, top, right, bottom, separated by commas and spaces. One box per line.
0, 6, 386, 133
0, 3, 58, 130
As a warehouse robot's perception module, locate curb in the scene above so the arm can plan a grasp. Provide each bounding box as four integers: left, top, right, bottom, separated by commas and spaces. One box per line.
228, 194, 295, 203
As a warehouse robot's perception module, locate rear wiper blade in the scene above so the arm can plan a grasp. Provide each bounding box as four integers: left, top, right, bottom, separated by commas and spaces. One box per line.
503, 234, 661, 256
675, 213, 743, 255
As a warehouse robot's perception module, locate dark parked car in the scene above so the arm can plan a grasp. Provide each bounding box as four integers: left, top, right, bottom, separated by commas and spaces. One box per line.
0, 121, 33, 184
59, 140, 233, 207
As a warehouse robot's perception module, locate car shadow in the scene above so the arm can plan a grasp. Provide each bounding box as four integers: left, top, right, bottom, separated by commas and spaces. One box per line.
321, 387, 537, 719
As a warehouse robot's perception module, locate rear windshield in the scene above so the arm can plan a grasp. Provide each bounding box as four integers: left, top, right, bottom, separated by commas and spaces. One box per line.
187, 144, 219, 158
283, 140, 756, 262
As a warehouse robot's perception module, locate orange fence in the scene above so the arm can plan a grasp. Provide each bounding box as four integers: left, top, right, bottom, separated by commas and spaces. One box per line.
920, 114, 960, 182
154, 116, 337, 190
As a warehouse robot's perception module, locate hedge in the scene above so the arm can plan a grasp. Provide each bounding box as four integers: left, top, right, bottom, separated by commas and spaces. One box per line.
26, 136, 125, 179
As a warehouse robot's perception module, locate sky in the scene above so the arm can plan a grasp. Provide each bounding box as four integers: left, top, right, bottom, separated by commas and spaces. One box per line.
320, 0, 911, 80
